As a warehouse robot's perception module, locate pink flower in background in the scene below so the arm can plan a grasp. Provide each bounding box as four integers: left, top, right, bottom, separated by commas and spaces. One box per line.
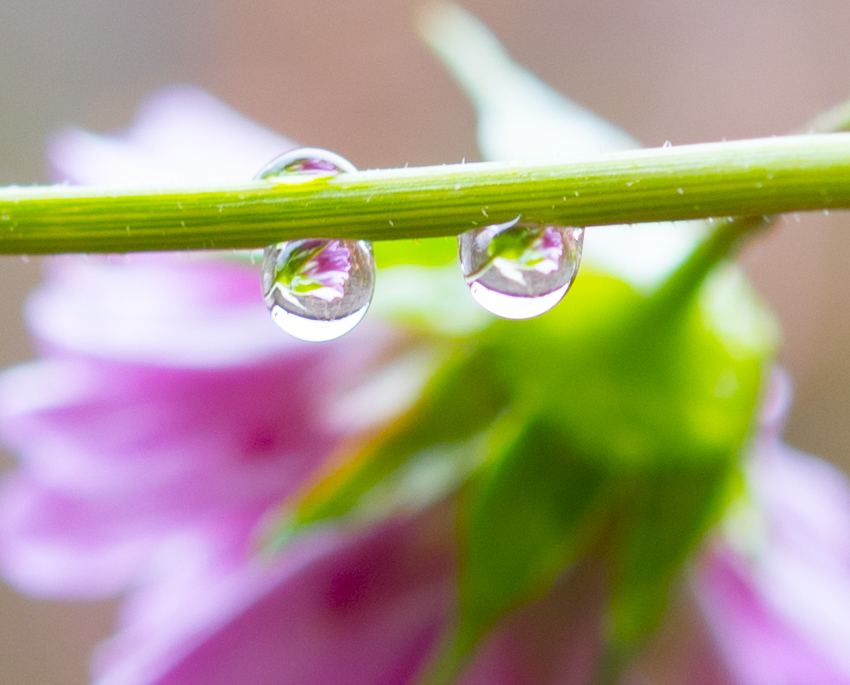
641, 372, 850, 685
691, 371, 850, 685
0, 86, 608, 685
2, 85, 850, 685
0, 248, 448, 683
0, 86, 452, 684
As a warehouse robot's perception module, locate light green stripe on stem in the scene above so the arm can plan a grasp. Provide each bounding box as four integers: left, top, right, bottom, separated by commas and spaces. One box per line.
1, 133, 849, 254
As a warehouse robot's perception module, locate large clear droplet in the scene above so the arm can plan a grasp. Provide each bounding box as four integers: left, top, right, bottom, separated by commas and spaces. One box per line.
458, 216, 583, 319
257, 148, 375, 342
262, 239, 375, 341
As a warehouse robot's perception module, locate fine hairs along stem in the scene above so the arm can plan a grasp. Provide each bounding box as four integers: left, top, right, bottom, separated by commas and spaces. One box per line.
0, 133, 848, 255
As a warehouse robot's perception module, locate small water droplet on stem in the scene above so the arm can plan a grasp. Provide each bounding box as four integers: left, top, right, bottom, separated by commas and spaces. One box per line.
257, 148, 375, 341
458, 217, 583, 320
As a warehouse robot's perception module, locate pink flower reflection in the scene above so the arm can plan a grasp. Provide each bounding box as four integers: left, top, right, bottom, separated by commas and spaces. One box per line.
274, 238, 352, 304
471, 219, 564, 286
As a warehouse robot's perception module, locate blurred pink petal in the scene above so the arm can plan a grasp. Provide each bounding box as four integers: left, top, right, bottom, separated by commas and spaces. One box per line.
48, 85, 297, 186
1, 85, 456, 685
697, 544, 850, 685
0, 473, 161, 597
27, 255, 311, 367
95, 508, 455, 685
0, 257, 414, 600
692, 371, 850, 684
460, 557, 606, 685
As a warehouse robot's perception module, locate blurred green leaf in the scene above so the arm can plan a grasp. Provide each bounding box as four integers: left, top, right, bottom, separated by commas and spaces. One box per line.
609, 462, 732, 643
374, 237, 458, 267
281, 8, 783, 682
456, 415, 613, 651
279, 343, 511, 537
443, 264, 776, 662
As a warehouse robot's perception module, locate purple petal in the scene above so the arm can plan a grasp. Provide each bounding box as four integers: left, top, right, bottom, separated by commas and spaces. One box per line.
1, 356, 335, 500
690, 370, 850, 683
461, 558, 605, 685
92, 508, 455, 685
0, 474, 160, 597
48, 85, 297, 186
26, 256, 310, 367
306, 240, 352, 284
696, 544, 850, 685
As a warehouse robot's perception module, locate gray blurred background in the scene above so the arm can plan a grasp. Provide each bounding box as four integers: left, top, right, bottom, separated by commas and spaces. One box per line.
0, 0, 849, 682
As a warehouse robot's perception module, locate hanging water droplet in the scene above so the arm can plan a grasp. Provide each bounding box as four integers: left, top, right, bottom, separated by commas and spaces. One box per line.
256, 148, 375, 341
458, 216, 583, 320
262, 239, 375, 341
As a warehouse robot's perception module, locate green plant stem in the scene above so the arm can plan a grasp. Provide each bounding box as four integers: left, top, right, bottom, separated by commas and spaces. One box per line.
652, 214, 768, 307
646, 100, 850, 305
0, 133, 849, 254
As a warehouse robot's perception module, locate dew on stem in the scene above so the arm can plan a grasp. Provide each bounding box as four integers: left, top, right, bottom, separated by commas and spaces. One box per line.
257, 148, 376, 342
458, 216, 584, 319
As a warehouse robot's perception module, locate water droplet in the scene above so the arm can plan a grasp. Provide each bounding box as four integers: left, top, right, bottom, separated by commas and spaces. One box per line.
262, 239, 375, 341
677, 187, 685, 194
458, 217, 583, 320
256, 146, 356, 181
256, 148, 375, 341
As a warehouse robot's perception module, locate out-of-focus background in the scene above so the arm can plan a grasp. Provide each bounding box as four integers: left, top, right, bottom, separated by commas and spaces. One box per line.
0, 0, 848, 682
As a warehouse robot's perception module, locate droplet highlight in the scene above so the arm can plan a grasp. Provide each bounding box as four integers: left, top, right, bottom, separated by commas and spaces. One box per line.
257, 148, 375, 341
458, 217, 584, 320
